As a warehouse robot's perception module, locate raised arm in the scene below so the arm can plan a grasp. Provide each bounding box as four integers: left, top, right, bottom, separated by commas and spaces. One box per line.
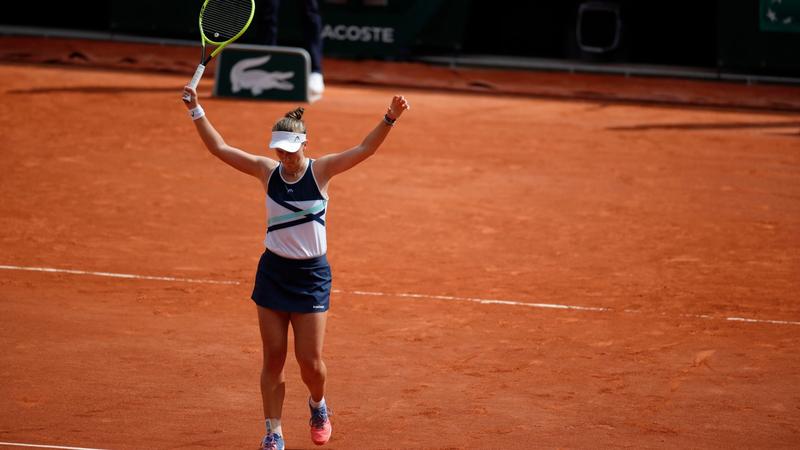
314, 95, 410, 187
182, 86, 277, 180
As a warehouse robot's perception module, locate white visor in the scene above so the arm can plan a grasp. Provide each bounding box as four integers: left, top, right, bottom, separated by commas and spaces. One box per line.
269, 131, 307, 153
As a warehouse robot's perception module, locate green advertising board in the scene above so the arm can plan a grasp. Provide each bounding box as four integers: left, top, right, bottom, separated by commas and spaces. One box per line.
276, 0, 448, 58
760, 0, 800, 32
213, 44, 311, 102
320, 0, 444, 57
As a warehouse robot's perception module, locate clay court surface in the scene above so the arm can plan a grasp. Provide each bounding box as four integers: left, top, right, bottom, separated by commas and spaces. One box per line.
1, 38, 800, 449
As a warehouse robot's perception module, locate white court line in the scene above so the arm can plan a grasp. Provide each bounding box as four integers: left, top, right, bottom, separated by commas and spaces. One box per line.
2, 264, 799, 326
0, 265, 239, 285
726, 316, 800, 326
337, 290, 800, 325
338, 289, 610, 311
0, 442, 109, 450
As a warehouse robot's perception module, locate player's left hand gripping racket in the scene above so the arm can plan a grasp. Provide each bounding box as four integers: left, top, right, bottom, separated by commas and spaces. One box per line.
182, 0, 255, 102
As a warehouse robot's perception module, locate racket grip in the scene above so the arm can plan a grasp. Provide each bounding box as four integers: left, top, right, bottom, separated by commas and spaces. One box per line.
183, 64, 206, 102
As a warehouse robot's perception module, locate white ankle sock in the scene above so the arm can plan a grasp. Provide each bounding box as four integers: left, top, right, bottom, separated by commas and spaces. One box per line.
265, 418, 282, 436
309, 396, 326, 409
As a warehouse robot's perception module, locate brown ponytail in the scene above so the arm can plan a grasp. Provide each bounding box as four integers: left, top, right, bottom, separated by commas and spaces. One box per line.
273, 107, 306, 133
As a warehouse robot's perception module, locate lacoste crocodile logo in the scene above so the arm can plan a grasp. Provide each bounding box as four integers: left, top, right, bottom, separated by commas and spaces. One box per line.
230, 55, 295, 96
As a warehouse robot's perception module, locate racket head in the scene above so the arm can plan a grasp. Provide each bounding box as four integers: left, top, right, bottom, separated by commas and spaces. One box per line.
199, 0, 255, 47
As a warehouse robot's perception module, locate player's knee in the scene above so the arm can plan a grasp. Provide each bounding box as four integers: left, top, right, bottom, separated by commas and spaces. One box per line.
262, 351, 286, 376
297, 354, 325, 376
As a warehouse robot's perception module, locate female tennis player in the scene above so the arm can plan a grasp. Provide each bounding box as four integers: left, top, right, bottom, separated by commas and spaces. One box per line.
182, 85, 409, 450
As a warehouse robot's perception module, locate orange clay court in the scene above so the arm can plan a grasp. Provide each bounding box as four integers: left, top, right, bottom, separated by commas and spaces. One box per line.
1, 38, 799, 449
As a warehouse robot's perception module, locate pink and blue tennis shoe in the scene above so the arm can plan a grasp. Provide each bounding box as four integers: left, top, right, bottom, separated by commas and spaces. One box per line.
309, 399, 332, 445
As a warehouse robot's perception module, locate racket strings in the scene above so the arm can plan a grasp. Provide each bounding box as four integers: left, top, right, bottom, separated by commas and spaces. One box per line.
201, 0, 253, 42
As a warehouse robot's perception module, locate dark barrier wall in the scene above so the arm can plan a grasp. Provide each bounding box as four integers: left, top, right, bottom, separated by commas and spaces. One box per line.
2, 0, 798, 77
457, 0, 718, 67
8, 2, 110, 30
110, 2, 199, 39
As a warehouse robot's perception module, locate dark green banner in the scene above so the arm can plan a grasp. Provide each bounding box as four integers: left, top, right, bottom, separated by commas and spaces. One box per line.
276, 0, 448, 58
760, 0, 800, 32
320, 0, 444, 57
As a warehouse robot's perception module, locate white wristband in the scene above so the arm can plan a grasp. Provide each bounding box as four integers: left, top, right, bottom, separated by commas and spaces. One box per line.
189, 105, 205, 121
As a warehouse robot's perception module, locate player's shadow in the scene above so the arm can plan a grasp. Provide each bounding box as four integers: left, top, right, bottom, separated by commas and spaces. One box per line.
608, 120, 800, 136
6, 86, 179, 95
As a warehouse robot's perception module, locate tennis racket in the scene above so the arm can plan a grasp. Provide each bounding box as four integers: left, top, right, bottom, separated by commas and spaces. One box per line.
182, 0, 256, 102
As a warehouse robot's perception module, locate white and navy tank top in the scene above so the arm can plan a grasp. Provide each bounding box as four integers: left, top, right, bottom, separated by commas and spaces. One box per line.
264, 160, 328, 259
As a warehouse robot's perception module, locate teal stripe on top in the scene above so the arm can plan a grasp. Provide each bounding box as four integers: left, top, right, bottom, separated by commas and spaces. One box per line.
268, 200, 327, 226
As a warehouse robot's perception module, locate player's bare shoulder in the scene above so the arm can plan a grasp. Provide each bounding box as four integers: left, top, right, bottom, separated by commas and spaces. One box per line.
311, 153, 339, 191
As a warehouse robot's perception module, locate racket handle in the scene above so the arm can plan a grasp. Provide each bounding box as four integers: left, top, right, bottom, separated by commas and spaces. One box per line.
182, 64, 206, 102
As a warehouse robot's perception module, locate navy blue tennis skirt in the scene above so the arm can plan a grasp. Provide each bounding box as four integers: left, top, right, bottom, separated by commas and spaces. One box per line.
251, 249, 332, 313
